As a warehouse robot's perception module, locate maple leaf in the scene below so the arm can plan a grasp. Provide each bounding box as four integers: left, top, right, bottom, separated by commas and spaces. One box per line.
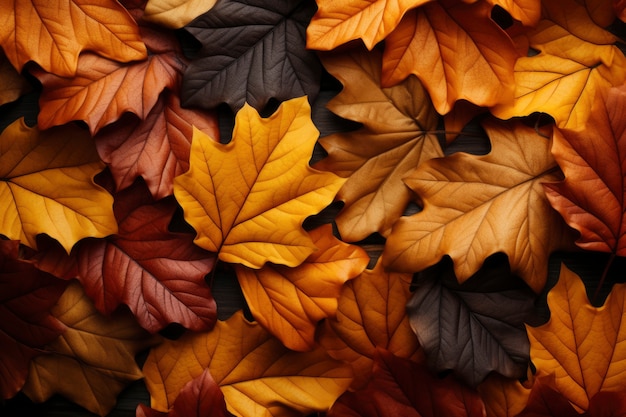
95, 92, 219, 199
174, 96, 346, 269
491, 0, 626, 129
143, 0, 218, 28
526, 264, 626, 411
234, 224, 369, 351
306, 0, 430, 51
327, 349, 486, 417
0, 50, 31, 107
33, 179, 216, 333
477, 373, 530, 417
543, 85, 626, 256
314, 46, 443, 242
383, 119, 575, 292
0, 0, 146, 77
516, 376, 626, 417
22, 281, 157, 417
0, 240, 68, 400
181, 0, 321, 111
137, 369, 234, 417
0, 118, 117, 252
318, 258, 422, 389
143, 310, 353, 416
407, 257, 535, 386
381, 0, 518, 114
32, 19, 187, 134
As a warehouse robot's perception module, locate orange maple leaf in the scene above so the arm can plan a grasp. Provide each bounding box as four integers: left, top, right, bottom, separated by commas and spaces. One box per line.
381, 0, 518, 114
234, 224, 369, 351
527, 264, 626, 411
383, 119, 574, 292
0, 119, 117, 252
544, 85, 626, 256
174, 96, 346, 269
143, 310, 353, 416
0, 0, 146, 77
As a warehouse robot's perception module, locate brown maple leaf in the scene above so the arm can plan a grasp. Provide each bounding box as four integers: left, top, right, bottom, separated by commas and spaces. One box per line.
383, 118, 575, 292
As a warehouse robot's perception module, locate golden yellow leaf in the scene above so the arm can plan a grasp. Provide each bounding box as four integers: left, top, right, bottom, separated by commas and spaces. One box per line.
491, 0, 626, 129
527, 264, 626, 411
143, 310, 353, 417
0, 119, 117, 252
306, 0, 430, 51
315, 46, 442, 241
477, 373, 531, 417
144, 0, 218, 28
382, 0, 518, 114
22, 282, 156, 417
318, 258, 422, 389
382, 119, 575, 292
174, 96, 345, 268
0, 0, 147, 77
234, 224, 369, 351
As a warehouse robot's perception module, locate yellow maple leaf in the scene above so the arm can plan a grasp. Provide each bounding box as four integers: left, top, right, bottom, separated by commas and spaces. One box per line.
0, 119, 117, 252
174, 96, 345, 269
234, 224, 369, 352
527, 264, 626, 411
143, 310, 353, 416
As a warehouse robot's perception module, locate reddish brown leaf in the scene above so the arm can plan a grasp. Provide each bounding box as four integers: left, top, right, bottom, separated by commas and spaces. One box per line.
33, 17, 186, 134
0, 50, 31, 107
544, 85, 626, 256
327, 349, 486, 417
34, 180, 216, 333
137, 369, 234, 417
0, 240, 68, 399
95, 92, 219, 199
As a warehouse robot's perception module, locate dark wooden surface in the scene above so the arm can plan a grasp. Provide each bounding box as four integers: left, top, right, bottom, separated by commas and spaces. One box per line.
1, 71, 625, 417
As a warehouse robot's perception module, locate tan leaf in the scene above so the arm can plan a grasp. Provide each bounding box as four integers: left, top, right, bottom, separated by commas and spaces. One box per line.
144, 0, 218, 28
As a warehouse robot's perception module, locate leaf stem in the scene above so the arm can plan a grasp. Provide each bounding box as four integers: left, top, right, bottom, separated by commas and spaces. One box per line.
592, 253, 616, 304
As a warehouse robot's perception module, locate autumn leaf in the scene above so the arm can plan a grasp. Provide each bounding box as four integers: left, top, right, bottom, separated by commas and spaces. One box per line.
544, 85, 626, 256
491, 0, 626, 129
516, 376, 626, 417
174, 96, 346, 269
407, 257, 535, 386
318, 258, 422, 389
0, 0, 146, 77
0, 118, 117, 252
143, 0, 217, 28
314, 46, 443, 241
137, 369, 234, 417
306, 0, 429, 51
381, 0, 518, 114
0, 240, 68, 400
22, 281, 156, 416
181, 0, 321, 111
143, 310, 353, 416
327, 349, 486, 417
383, 119, 574, 292
477, 373, 530, 417
0, 50, 31, 107
33, 19, 187, 134
234, 224, 369, 351
488, 0, 541, 26
527, 264, 626, 410
95, 92, 219, 199
33, 179, 216, 333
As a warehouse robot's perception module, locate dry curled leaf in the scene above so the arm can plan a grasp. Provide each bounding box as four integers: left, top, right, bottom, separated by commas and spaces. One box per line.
234, 224, 369, 351
0, 0, 146, 77
0, 50, 31, 107
315, 46, 442, 241
0, 119, 117, 252
174, 96, 345, 269
383, 119, 574, 292
22, 282, 156, 417
527, 264, 626, 411
143, 310, 353, 416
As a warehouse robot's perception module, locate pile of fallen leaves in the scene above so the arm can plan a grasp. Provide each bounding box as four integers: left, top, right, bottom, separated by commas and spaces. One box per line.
1, 0, 626, 416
